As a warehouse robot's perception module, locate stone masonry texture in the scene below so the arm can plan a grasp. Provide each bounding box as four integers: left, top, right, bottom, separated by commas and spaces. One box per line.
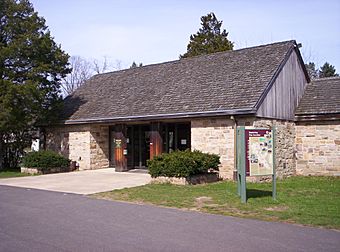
89, 125, 110, 169
191, 117, 296, 179
191, 118, 235, 179
46, 124, 109, 170
46, 125, 91, 170
295, 121, 340, 176
45, 118, 339, 178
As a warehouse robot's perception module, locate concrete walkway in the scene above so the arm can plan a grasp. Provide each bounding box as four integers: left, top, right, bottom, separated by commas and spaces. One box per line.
0, 168, 151, 194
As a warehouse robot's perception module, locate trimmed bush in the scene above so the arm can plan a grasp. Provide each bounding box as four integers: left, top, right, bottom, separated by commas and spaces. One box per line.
21, 150, 70, 170
147, 150, 220, 178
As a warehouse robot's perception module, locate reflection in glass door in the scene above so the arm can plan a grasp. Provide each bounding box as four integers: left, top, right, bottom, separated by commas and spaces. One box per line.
126, 125, 150, 169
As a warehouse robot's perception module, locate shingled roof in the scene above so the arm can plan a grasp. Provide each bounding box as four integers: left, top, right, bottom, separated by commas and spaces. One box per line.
61, 40, 301, 124
295, 77, 340, 116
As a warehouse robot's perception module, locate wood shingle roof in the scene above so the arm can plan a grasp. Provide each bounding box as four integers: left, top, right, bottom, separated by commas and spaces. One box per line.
296, 77, 340, 116
61, 40, 298, 124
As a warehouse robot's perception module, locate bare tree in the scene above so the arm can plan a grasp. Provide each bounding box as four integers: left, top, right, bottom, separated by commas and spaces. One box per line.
93, 57, 124, 73
93, 56, 109, 74
114, 59, 123, 71
62, 56, 93, 96
62, 56, 125, 96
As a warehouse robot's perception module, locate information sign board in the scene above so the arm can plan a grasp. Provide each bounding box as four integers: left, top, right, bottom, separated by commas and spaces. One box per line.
245, 129, 274, 176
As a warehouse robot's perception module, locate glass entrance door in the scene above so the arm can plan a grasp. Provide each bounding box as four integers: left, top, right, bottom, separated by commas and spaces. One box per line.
127, 125, 150, 169
124, 122, 190, 169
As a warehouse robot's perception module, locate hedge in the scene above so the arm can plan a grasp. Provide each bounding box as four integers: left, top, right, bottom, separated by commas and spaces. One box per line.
147, 150, 220, 178
21, 150, 70, 170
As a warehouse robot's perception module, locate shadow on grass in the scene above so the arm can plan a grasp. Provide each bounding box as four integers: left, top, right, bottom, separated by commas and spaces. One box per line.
247, 189, 272, 199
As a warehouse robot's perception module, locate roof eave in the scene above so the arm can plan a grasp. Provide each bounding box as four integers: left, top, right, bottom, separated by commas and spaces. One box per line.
295, 113, 340, 122
59, 109, 257, 125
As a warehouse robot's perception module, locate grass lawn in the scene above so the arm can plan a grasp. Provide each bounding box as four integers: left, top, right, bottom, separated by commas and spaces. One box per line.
93, 176, 340, 229
0, 168, 30, 179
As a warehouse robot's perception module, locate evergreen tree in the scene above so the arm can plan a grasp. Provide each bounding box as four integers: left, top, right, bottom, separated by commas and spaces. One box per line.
305, 62, 338, 79
305, 62, 319, 80
319, 62, 338, 78
130, 61, 143, 68
180, 12, 233, 58
0, 0, 71, 169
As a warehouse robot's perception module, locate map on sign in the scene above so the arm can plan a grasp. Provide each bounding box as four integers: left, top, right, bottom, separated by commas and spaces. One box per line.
245, 129, 273, 176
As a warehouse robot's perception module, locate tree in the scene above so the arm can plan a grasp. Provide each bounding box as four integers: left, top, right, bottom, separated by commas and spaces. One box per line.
62, 56, 92, 96
305, 62, 319, 80
0, 0, 71, 169
93, 56, 109, 74
130, 61, 143, 68
62, 56, 125, 96
180, 12, 233, 58
319, 62, 338, 78
305, 61, 338, 80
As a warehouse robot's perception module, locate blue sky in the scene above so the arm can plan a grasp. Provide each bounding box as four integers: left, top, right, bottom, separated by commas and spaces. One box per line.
31, 0, 340, 71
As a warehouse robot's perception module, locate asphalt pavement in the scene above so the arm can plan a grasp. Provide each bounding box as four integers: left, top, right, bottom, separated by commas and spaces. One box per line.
0, 185, 339, 252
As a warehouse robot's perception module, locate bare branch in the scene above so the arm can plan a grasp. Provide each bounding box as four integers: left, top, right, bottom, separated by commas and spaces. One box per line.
62, 56, 93, 96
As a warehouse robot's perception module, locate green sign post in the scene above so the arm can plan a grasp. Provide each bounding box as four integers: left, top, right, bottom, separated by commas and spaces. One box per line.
236, 126, 276, 203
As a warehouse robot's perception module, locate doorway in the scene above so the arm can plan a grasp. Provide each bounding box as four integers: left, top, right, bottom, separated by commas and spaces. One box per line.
127, 125, 150, 169
110, 122, 191, 171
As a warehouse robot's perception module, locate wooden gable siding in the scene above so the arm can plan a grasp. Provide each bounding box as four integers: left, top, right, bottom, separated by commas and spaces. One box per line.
256, 50, 307, 120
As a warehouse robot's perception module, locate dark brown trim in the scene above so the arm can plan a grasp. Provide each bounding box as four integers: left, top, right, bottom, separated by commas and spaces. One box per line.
58, 109, 257, 125
294, 45, 311, 83
295, 113, 340, 122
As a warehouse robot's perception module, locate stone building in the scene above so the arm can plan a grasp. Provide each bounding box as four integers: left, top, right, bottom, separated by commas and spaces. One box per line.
295, 77, 340, 176
44, 40, 340, 178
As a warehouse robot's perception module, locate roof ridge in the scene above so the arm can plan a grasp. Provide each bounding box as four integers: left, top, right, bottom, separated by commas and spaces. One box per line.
313, 76, 340, 82
93, 40, 297, 78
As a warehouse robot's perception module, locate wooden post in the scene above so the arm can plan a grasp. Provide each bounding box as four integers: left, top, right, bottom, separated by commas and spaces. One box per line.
272, 127, 277, 200
236, 127, 241, 197
114, 124, 128, 172
150, 122, 163, 160
236, 126, 247, 203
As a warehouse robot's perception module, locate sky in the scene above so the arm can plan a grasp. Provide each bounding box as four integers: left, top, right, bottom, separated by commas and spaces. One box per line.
31, 0, 340, 71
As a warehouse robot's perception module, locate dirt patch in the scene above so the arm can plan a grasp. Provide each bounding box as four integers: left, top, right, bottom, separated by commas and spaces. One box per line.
195, 196, 219, 209
195, 196, 211, 208
264, 206, 289, 212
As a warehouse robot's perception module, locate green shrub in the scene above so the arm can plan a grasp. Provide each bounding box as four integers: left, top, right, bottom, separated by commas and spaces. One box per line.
21, 150, 70, 170
147, 150, 220, 178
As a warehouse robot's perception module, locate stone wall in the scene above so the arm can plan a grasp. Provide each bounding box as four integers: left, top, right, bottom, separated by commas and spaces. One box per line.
45, 118, 339, 178
191, 118, 235, 179
45, 124, 109, 170
295, 121, 340, 176
46, 125, 91, 170
190, 117, 296, 179
90, 125, 110, 169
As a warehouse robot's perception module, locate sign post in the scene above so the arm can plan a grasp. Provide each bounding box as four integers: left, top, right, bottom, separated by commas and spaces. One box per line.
236, 127, 247, 203
272, 127, 276, 200
236, 127, 276, 203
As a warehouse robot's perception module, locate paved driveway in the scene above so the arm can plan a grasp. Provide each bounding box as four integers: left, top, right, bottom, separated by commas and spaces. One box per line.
0, 185, 339, 252
0, 168, 151, 194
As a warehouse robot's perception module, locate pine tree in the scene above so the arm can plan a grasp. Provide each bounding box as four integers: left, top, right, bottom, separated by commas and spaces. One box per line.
319, 62, 338, 78
180, 12, 233, 58
130, 61, 143, 68
0, 0, 71, 169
